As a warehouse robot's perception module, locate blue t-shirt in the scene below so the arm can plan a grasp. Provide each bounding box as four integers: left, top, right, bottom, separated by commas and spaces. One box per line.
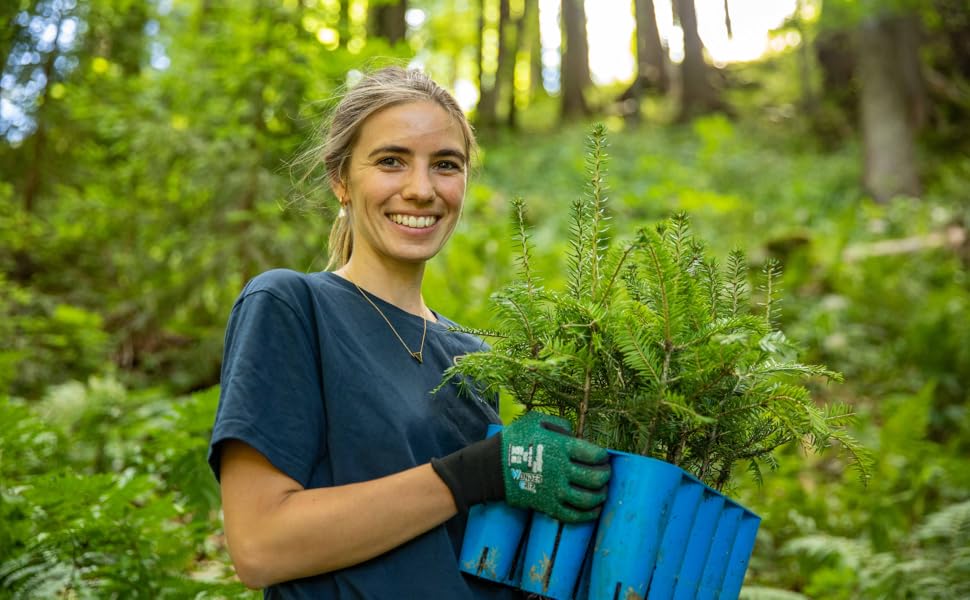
208, 269, 521, 599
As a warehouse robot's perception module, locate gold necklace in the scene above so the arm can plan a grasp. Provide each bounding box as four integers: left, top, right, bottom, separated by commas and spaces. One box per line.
351, 282, 427, 364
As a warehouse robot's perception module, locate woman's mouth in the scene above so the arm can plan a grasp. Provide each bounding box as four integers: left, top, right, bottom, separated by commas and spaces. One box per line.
388, 214, 438, 229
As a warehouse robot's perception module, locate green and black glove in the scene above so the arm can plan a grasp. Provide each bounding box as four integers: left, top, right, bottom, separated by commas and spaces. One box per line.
431, 412, 611, 523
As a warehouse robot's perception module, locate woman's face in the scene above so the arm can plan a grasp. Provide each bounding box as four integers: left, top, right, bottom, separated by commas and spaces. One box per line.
334, 101, 468, 271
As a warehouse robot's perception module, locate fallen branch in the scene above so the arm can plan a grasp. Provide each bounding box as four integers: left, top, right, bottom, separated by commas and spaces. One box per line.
843, 225, 966, 262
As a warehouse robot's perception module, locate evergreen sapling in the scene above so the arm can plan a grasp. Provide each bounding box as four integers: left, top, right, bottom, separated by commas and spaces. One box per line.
442, 125, 870, 491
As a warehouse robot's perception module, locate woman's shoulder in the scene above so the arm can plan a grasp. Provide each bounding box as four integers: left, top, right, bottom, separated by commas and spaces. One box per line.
242, 268, 311, 295
240, 269, 345, 300
232, 269, 324, 317
234, 270, 357, 321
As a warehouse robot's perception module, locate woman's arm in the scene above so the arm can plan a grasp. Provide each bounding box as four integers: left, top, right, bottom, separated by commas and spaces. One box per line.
219, 439, 458, 589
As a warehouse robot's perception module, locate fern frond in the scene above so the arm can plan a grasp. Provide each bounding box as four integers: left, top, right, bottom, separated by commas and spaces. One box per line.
915, 499, 970, 543
782, 533, 872, 570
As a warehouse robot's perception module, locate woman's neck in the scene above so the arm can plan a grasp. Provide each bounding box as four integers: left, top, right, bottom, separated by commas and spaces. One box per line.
333, 258, 433, 320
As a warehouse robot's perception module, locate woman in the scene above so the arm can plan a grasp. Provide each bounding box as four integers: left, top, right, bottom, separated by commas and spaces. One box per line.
207, 67, 610, 598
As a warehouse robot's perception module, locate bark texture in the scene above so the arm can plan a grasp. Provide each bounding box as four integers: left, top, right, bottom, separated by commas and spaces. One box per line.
858, 15, 922, 202
560, 0, 590, 120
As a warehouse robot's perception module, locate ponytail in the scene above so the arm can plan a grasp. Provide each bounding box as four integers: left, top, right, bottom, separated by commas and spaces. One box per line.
325, 210, 353, 270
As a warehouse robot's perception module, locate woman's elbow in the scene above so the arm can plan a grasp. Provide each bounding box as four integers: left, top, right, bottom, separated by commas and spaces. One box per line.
228, 536, 277, 589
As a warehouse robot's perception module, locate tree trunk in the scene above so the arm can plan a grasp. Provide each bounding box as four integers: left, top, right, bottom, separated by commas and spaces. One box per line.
508, 0, 537, 129
575, 0, 591, 89
369, 0, 407, 44
674, 0, 719, 121
477, 0, 511, 130
858, 15, 921, 202
560, 0, 590, 121
23, 13, 65, 213
637, 0, 667, 93
795, 0, 816, 114
621, 0, 668, 124
892, 14, 928, 131
529, 0, 544, 97
338, 0, 351, 46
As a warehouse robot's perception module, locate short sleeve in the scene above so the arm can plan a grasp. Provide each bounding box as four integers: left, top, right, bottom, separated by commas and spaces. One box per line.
207, 282, 324, 487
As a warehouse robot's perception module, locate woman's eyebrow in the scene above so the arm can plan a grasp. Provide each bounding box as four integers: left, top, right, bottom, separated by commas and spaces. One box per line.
367, 145, 466, 163
434, 148, 467, 163
367, 145, 411, 158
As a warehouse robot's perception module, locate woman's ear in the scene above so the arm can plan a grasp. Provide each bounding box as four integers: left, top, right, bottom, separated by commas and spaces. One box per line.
330, 177, 347, 204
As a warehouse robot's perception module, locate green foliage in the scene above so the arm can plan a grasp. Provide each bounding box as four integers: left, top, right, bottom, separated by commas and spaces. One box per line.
733, 381, 970, 597
443, 126, 870, 490
0, 382, 252, 599
773, 499, 970, 599
1, 1, 967, 593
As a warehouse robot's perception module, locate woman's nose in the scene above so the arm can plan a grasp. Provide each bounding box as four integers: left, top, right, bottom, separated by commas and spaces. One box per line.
402, 167, 435, 202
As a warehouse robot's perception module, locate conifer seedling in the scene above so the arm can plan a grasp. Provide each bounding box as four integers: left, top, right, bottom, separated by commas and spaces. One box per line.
444, 125, 870, 490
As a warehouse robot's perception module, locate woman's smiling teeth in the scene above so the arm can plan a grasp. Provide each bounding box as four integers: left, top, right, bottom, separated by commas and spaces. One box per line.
389, 213, 438, 229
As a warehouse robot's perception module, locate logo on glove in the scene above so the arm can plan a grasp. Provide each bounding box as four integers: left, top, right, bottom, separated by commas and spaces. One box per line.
508, 443, 544, 493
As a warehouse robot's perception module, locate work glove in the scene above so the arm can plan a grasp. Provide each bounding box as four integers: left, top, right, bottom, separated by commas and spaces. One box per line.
431, 411, 611, 523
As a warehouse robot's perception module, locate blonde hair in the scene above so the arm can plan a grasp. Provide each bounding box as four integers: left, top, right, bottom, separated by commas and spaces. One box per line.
295, 66, 477, 270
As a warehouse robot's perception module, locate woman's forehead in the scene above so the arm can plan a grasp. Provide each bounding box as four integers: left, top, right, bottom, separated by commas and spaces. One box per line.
355, 101, 467, 153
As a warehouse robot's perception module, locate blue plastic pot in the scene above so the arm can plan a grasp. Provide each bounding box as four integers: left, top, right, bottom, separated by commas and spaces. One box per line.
586, 452, 685, 599
458, 429, 761, 599
519, 512, 596, 599
719, 509, 761, 599
457, 425, 531, 585
586, 452, 761, 600
641, 479, 706, 598
459, 502, 530, 584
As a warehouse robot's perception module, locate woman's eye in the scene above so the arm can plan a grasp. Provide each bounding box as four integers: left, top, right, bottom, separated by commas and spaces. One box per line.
437, 160, 462, 171
377, 157, 401, 167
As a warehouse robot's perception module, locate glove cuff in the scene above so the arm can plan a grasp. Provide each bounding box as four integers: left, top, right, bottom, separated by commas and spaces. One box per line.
431, 433, 504, 513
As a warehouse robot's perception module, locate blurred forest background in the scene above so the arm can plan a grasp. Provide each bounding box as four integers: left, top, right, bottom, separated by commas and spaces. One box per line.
2, 0, 969, 597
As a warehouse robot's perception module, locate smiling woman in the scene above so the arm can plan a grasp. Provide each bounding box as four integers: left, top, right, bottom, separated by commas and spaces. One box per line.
331, 100, 469, 295
205, 66, 611, 598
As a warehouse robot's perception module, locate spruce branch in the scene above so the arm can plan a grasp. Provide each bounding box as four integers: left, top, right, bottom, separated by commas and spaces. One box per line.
440, 127, 869, 489
700, 257, 722, 320
584, 124, 611, 302
567, 196, 591, 300
445, 324, 506, 339
760, 257, 783, 326
725, 249, 749, 317
510, 196, 538, 297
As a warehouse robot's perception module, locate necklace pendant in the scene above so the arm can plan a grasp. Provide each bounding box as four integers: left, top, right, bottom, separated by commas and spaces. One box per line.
350, 280, 427, 366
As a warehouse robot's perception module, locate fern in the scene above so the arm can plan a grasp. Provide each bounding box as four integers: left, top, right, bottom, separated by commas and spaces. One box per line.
781, 502, 970, 600
0, 388, 251, 599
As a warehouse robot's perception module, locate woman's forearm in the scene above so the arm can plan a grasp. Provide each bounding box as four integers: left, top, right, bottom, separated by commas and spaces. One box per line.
219, 440, 458, 588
